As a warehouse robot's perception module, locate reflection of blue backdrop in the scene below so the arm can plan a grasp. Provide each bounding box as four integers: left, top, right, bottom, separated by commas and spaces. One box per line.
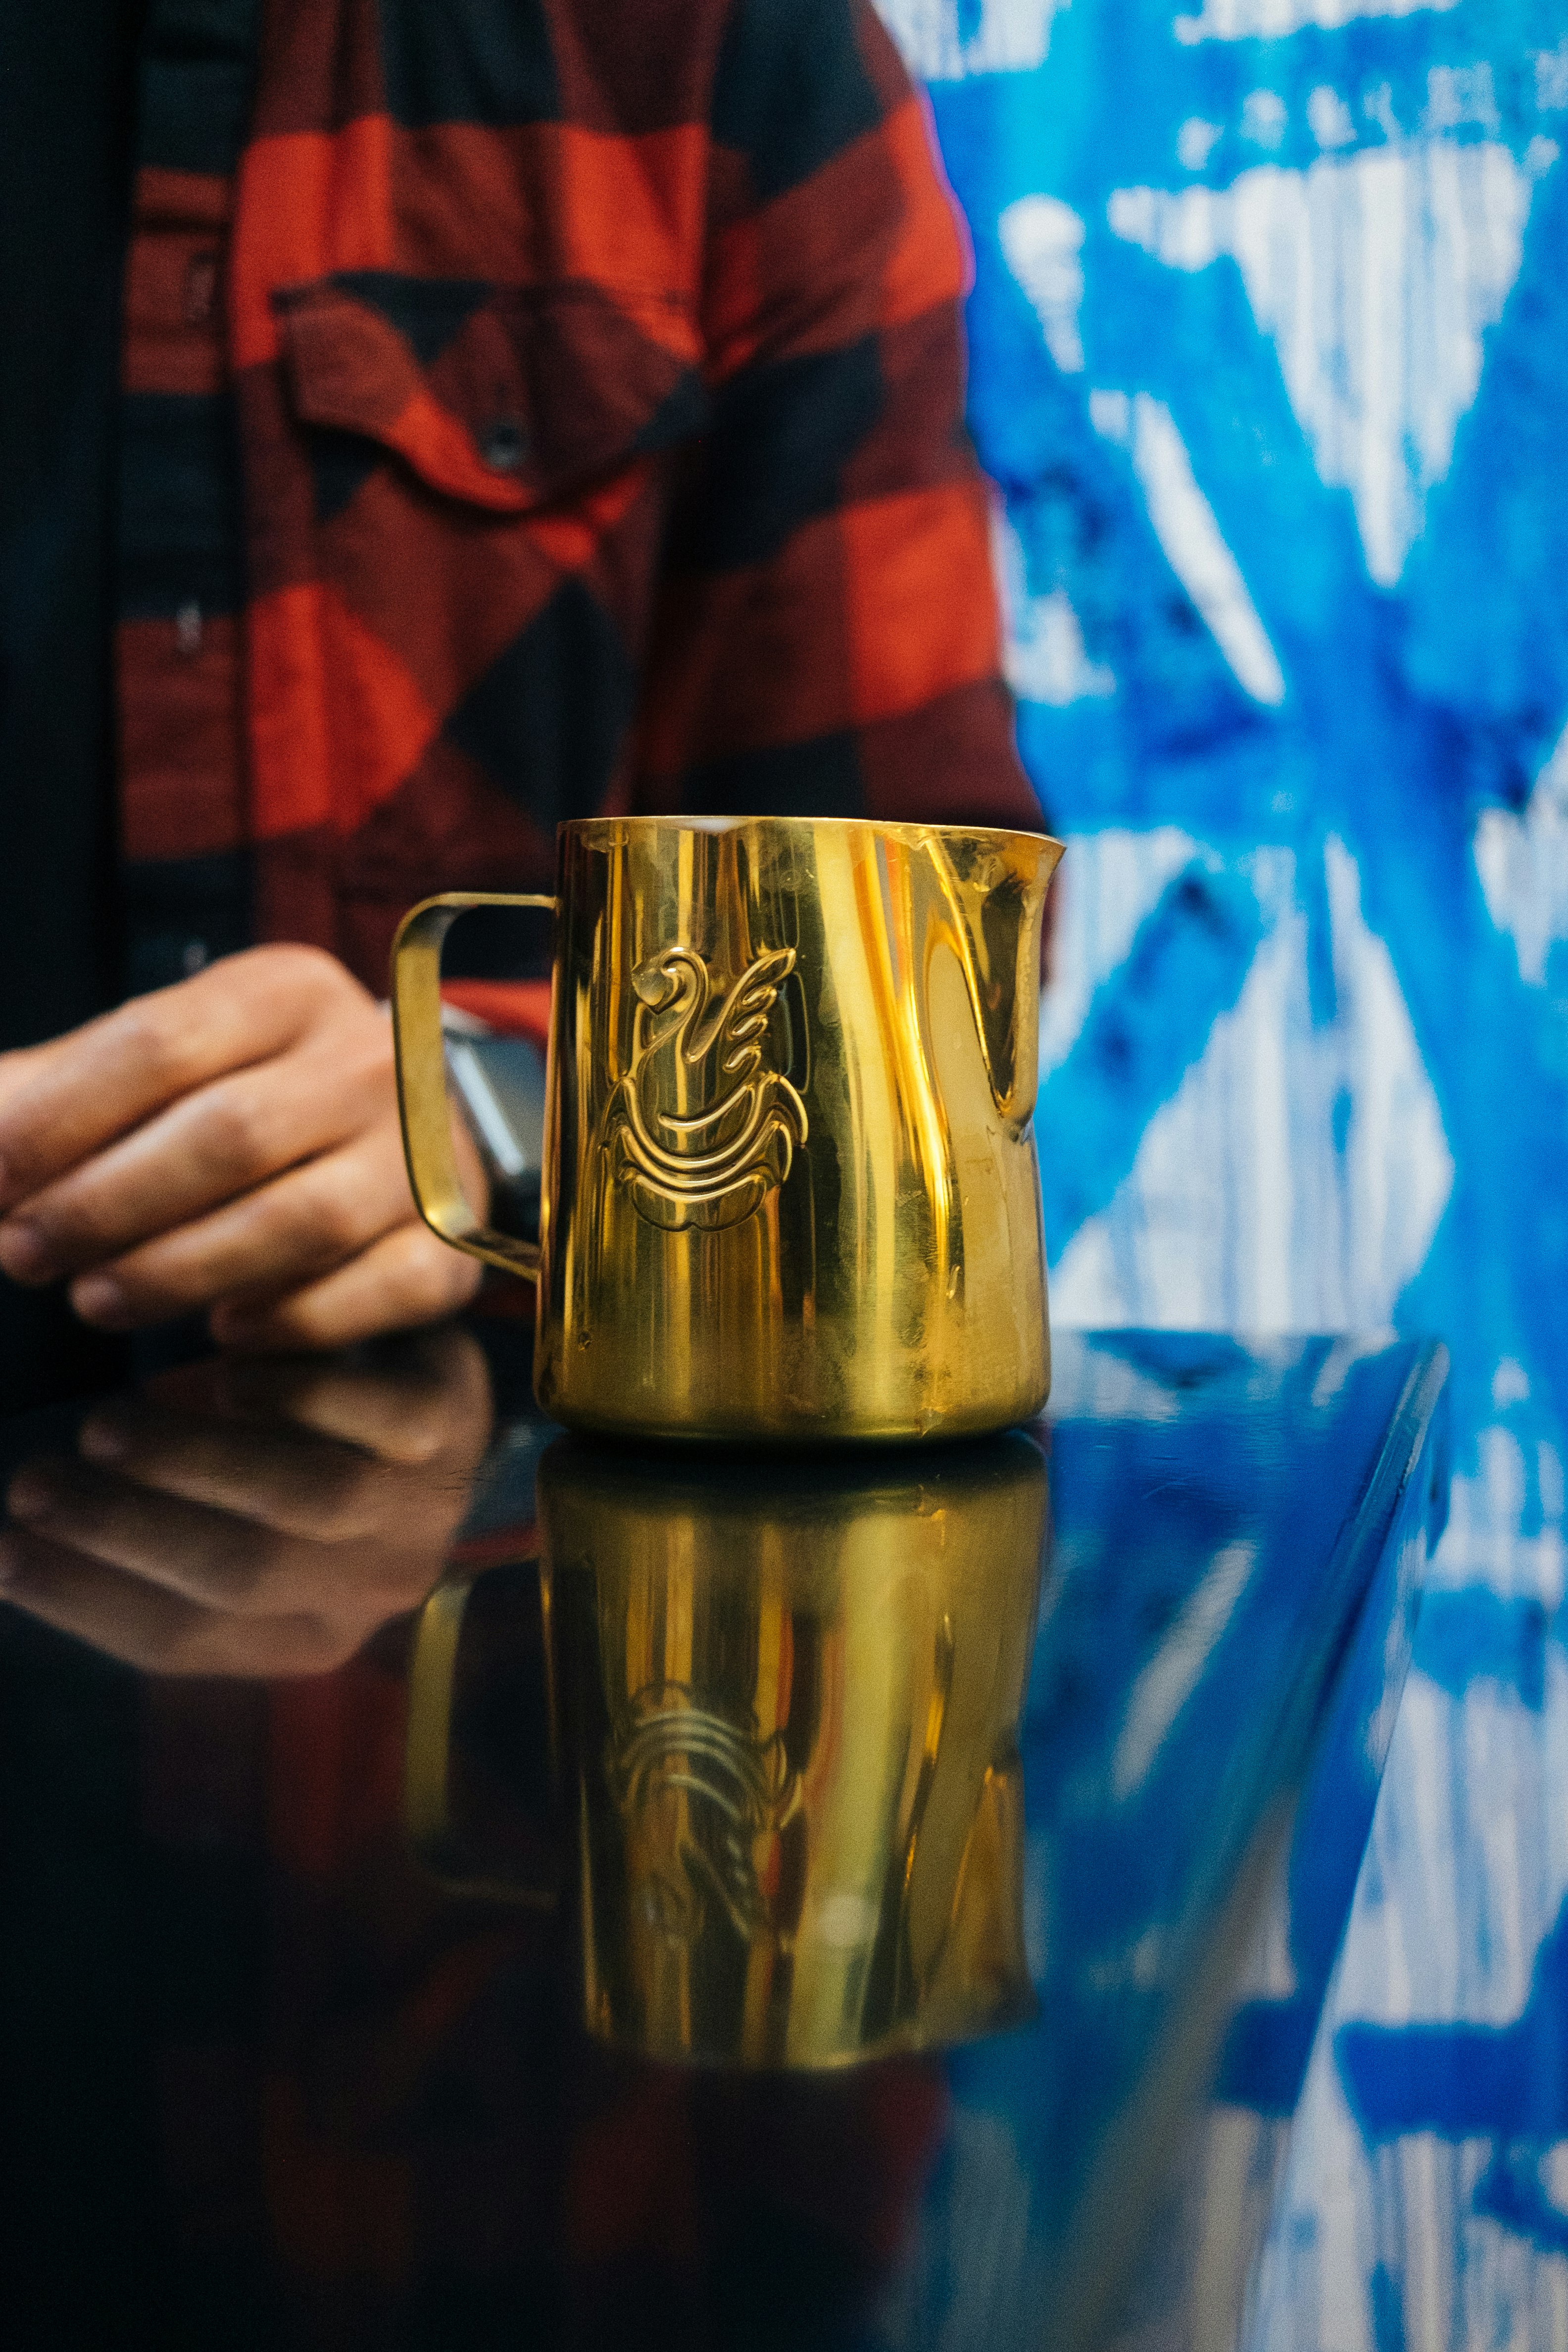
874, 0, 1568, 2334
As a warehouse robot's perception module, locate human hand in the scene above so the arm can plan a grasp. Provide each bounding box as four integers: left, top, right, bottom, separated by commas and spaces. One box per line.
0, 945, 486, 1350
0, 1328, 493, 1676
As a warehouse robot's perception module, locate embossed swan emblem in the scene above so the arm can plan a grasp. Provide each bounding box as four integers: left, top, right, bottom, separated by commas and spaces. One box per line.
604, 944, 808, 1231
609, 1683, 800, 1944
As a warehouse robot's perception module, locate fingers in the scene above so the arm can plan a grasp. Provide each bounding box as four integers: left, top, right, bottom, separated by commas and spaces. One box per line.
0, 1045, 41, 1122
0, 1524, 358, 1679
1, 1424, 469, 1671
0, 946, 492, 1354
69, 1408, 441, 1543
204, 1327, 493, 1464
7, 1456, 325, 1609
0, 1010, 393, 1286
7, 1449, 453, 1618
0, 1303, 498, 1683
211, 1219, 485, 1353
0, 944, 363, 1217
61, 1121, 418, 1332
125, 1326, 493, 1466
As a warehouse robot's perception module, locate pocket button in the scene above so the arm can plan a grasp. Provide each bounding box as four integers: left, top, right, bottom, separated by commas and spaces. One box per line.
482, 416, 528, 474
184, 251, 219, 326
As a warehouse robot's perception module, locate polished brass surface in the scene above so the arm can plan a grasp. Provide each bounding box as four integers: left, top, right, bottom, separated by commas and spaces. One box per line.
404, 1569, 557, 1908
540, 1435, 1048, 2067
405, 1541, 563, 1910
392, 890, 554, 1281
392, 816, 1064, 1442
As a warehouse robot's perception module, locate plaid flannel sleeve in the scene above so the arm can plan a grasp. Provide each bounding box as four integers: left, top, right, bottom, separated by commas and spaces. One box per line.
630, 0, 1043, 834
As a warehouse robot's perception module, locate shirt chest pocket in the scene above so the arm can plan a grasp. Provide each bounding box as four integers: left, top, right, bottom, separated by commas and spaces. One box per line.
276, 273, 708, 520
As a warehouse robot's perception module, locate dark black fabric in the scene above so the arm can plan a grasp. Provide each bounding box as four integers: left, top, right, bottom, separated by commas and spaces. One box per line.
445, 580, 639, 828
139, 0, 258, 177
121, 847, 255, 999
117, 0, 259, 1017
117, 392, 247, 619
710, 0, 883, 199
0, 0, 144, 1050
380, 0, 560, 127
0, 0, 148, 1406
669, 338, 883, 568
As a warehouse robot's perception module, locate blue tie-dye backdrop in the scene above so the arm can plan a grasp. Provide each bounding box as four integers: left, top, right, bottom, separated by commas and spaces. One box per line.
874, 0, 1568, 2335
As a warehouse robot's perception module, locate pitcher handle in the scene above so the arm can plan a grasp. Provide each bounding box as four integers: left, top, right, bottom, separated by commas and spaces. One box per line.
405, 1563, 558, 1908
392, 891, 556, 1280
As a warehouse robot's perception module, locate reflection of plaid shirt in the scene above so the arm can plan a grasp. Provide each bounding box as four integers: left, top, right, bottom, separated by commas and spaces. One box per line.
120, 0, 1040, 997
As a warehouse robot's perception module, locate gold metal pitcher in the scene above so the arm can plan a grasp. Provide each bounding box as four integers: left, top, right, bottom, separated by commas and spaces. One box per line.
392, 816, 1064, 1442
540, 1435, 1048, 2067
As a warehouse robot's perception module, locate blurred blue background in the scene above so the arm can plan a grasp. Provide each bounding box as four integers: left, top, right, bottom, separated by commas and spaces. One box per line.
873, 0, 1568, 2337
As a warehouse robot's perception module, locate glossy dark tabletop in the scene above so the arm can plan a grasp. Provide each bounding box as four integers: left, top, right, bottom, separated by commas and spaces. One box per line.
0, 1328, 1447, 2351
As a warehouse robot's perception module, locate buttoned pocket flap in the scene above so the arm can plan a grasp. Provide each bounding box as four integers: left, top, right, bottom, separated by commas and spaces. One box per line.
277, 274, 707, 515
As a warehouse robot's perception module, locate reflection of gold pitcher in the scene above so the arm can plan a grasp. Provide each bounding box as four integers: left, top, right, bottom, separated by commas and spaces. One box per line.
540, 1435, 1049, 2067
392, 815, 1064, 1442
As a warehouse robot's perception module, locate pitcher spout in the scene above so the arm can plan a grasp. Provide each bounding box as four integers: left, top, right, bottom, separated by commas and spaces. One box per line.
930, 830, 1064, 1130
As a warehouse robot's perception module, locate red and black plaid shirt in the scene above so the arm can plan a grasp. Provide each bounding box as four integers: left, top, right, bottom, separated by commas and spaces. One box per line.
118, 0, 1041, 998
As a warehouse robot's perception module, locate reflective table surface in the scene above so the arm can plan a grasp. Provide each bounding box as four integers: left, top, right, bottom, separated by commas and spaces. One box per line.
0, 1328, 1447, 2350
